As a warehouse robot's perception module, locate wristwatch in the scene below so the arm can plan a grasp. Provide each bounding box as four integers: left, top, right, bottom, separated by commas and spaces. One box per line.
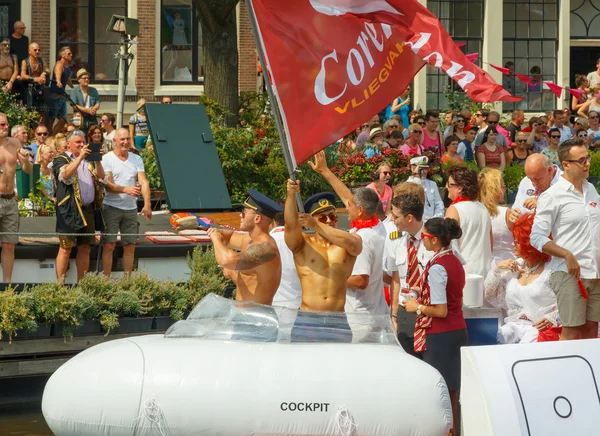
390, 314, 397, 319
416, 305, 423, 316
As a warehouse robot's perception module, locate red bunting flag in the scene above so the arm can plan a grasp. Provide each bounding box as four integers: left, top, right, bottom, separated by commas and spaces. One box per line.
248, 0, 521, 166
544, 81, 563, 99
465, 53, 479, 62
516, 73, 534, 86
569, 88, 587, 103
489, 63, 510, 75
455, 42, 466, 48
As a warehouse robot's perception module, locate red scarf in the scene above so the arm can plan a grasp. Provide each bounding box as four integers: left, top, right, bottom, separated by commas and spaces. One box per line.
451, 196, 471, 205
351, 216, 380, 231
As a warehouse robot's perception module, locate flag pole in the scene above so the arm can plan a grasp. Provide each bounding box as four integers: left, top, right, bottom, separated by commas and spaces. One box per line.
245, 0, 304, 212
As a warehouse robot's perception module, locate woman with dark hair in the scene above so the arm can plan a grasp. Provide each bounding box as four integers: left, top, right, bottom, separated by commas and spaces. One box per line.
476, 126, 505, 170
87, 124, 103, 146
445, 165, 492, 278
542, 127, 561, 168
484, 213, 558, 344
572, 74, 591, 113
402, 217, 466, 436
526, 116, 549, 153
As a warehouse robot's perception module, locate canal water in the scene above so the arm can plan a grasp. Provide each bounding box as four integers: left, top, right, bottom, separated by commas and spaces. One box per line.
0, 376, 53, 435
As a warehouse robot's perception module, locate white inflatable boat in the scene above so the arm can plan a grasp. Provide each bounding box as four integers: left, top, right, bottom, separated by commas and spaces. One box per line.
42, 294, 453, 435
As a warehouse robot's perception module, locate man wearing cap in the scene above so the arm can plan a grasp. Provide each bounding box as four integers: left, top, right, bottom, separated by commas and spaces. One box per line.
305, 150, 388, 317
285, 180, 362, 314
70, 68, 101, 133
208, 189, 282, 305
406, 156, 445, 221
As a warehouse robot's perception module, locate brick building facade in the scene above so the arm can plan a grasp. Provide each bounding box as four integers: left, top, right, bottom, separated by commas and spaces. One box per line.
21, 0, 257, 119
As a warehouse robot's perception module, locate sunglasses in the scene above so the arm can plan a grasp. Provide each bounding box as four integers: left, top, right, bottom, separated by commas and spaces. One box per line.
457, 119, 465, 123
412, 130, 422, 134
417, 122, 425, 125
382, 171, 391, 176
517, 139, 527, 142
317, 213, 338, 224
476, 113, 483, 117
564, 156, 591, 165
1, 43, 10, 47
36, 132, 48, 136
487, 120, 498, 124
421, 232, 436, 240
241, 209, 257, 218
590, 116, 599, 119
550, 135, 561, 139
578, 134, 588, 138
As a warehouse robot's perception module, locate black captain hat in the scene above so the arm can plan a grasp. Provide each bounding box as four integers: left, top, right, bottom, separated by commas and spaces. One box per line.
243, 189, 283, 219
304, 192, 336, 216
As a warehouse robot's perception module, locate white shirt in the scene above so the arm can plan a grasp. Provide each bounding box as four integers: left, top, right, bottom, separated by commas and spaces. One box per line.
387, 226, 432, 291
345, 226, 387, 315
269, 226, 302, 309
454, 201, 492, 278
491, 206, 515, 261
102, 151, 145, 210
531, 176, 600, 279
382, 217, 398, 277
512, 165, 562, 212
103, 130, 116, 142
406, 176, 445, 221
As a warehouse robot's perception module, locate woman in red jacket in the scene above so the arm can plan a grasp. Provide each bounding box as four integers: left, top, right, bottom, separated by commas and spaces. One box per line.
402, 217, 466, 435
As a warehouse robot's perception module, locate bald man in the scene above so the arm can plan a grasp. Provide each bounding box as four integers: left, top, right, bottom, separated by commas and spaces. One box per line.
10, 21, 28, 64
510, 154, 562, 223
101, 128, 152, 277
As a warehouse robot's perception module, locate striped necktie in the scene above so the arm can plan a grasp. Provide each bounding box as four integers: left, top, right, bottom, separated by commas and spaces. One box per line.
407, 236, 420, 288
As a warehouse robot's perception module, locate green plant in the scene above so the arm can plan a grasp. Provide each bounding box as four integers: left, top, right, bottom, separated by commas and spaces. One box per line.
0, 287, 37, 342
503, 164, 526, 192
588, 151, 600, 179
187, 246, 232, 307
30, 282, 92, 338
0, 91, 42, 131
443, 86, 492, 115
141, 147, 162, 190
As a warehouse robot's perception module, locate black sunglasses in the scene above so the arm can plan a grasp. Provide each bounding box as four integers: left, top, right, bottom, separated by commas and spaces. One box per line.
550, 135, 561, 139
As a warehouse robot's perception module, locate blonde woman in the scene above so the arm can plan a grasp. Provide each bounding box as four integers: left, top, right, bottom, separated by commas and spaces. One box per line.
54, 133, 67, 154
37, 142, 57, 199
478, 168, 513, 261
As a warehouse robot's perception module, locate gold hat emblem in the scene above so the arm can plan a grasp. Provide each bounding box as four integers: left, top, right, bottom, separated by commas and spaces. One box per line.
319, 199, 330, 207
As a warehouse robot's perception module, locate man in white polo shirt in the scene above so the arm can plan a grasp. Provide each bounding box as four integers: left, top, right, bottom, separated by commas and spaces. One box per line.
531, 139, 600, 340
101, 128, 152, 276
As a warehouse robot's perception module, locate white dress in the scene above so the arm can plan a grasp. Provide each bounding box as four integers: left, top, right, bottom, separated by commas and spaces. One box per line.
454, 201, 492, 278
484, 261, 558, 344
491, 206, 514, 261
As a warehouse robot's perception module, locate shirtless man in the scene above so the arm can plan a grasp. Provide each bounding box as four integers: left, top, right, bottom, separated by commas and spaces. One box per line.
285, 180, 363, 311
0, 112, 32, 282
0, 38, 18, 93
208, 189, 282, 305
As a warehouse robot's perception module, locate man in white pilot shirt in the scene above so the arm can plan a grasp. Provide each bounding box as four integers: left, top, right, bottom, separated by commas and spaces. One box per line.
406, 156, 445, 221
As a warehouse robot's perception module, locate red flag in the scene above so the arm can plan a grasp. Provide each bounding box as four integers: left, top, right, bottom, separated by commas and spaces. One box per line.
544, 81, 563, 99
516, 73, 534, 86
248, 0, 520, 166
489, 63, 510, 75
569, 88, 587, 103
465, 53, 479, 62
455, 42, 466, 48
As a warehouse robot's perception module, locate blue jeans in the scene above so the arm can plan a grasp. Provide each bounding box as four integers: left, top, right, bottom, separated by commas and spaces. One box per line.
291, 311, 353, 343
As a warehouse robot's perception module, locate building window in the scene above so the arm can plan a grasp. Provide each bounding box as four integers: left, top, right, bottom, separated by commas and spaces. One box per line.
160, 0, 203, 84
571, 0, 600, 39
503, 0, 558, 111
426, 0, 484, 110
57, 0, 127, 84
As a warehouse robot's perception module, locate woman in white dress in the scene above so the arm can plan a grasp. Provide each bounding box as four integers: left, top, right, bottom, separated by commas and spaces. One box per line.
478, 167, 514, 261
484, 213, 559, 344
445, 165, 492, 278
